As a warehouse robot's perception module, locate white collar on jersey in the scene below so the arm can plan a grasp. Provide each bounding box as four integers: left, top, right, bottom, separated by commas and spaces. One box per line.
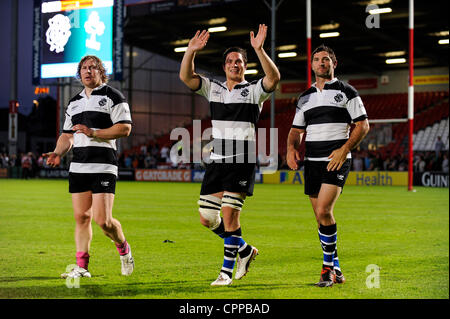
311, 77, 338, 88
222, 79, 249, 89
80, 83, 107, 98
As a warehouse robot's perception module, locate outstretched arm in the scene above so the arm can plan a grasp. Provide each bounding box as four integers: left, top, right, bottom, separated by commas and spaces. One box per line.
179, 30, 210, 90
250, 24, 281, 92
42, 133, 74, 167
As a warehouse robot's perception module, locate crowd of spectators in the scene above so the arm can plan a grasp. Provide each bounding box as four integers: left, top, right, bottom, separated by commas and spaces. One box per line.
1, 146, 448, 177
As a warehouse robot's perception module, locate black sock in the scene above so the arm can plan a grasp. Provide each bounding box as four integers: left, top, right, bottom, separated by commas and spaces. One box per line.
318, 223, 337, 269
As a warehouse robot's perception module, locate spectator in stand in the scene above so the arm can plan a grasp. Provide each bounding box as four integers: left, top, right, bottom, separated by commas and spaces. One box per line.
383, 157, 391, 171
124, 154, 132, 168
368, 153, 380, 171
37, 154, 45, 168
1, 153, 9, 168
21, 152, 33, 179
352, 153, 363, 171
417, 155, 426, 172
160, 144, 169, 163
363, 151, 371, 170
140, 144, 147, 156
151, 143, 160, 160
397, 154, 408, 171
435, 136, 445, 157
144, 153, 156, 168
10, 154, 18, 167
442, 153, 449, 173
132, 154, 139, 168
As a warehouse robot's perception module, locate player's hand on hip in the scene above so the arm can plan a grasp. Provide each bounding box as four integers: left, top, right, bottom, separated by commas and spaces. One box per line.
73, 124, 94, 137
188, 30, 210, 52
327, 147, 349, 171
287, 149, 300, 170
250, 24, 267, 51
42, 152, 61, 167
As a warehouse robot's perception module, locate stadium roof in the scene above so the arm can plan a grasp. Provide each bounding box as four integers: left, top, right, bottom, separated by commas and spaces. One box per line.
124, 0, 449, 80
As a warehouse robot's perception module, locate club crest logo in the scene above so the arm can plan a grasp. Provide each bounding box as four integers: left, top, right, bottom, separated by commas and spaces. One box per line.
98, 98, 107, 106
241, 88, 250, 97
334, 93, 344, 103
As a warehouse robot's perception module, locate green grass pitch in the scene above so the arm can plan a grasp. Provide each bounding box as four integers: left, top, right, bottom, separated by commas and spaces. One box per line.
0, 179, 448, 299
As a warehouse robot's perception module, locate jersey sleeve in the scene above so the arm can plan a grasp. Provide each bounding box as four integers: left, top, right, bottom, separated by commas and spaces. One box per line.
62, 110, 73, 133
291, 98, 306, 129
253, 78, 273, 104
195, 75, 211, 99
111, 101, 132, 124
292, 109, 305, 130
108, 89, 132, 124
347, 96, 368, 122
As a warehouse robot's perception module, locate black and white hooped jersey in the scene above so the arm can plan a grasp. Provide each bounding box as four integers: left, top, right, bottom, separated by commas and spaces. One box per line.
63, 84, 132, 176
291, 78, 368, 161
195, 75, 273, 161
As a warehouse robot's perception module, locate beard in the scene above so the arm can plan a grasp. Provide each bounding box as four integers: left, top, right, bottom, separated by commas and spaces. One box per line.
314, 67, 332, 79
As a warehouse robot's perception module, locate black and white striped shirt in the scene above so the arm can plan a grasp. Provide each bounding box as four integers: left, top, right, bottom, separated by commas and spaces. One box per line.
63, 84, 132, 176
195, 75, 273, 162
291, 78, 368, 161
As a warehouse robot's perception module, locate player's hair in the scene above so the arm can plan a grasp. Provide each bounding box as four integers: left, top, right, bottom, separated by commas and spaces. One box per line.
76, 55, 108, 83
222, 47, 248, 66
311, 44, 337, 65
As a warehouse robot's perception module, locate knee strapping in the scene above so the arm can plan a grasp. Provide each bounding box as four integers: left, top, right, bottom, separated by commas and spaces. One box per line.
198, 195, 222, 229
221, 192, 245, 211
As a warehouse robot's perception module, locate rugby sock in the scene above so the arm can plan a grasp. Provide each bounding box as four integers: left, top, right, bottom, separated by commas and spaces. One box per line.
333, 248, 341, 271
212, 218, 226, 238
234, 228, 252, 258
220, 230, 240, 278
115, 239, 130, 256
318, 224, 337, 269
76, 251, 90, 270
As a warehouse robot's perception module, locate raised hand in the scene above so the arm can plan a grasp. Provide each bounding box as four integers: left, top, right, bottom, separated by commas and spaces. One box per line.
250, 24, 268, 51
188, 30, 210, 52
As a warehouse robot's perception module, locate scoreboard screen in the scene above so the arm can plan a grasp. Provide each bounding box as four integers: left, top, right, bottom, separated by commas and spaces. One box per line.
33, 0, 123, 83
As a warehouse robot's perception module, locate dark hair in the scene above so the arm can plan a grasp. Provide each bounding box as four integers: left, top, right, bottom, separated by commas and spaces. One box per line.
222, 47, 248, 66
311, 44, 337, 65
76, 55, 108, 83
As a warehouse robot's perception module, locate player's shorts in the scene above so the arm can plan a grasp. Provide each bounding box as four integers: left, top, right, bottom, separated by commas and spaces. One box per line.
304, 159, 351, 195
69, 172, 117, 194
200, 161, 256, 196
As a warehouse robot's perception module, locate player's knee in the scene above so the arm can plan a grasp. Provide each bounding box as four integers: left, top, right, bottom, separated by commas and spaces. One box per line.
315, 207, 333, 222
199, 214, 211, 228
75, 209, 92, 224
221, 192, 245, 212
95, 217, 114, 231
198, 195, 222, 229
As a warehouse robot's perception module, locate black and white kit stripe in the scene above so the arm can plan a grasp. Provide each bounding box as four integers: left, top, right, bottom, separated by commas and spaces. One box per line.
63, 84, 132, 176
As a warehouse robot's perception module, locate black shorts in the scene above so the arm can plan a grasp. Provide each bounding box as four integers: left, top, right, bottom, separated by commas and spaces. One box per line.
69, 173, 117, 194
200, 161, 256, 196
304, 159, 351, 195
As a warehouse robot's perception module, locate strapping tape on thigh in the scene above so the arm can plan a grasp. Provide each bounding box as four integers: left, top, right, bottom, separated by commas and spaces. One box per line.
221, 192, 245, 211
